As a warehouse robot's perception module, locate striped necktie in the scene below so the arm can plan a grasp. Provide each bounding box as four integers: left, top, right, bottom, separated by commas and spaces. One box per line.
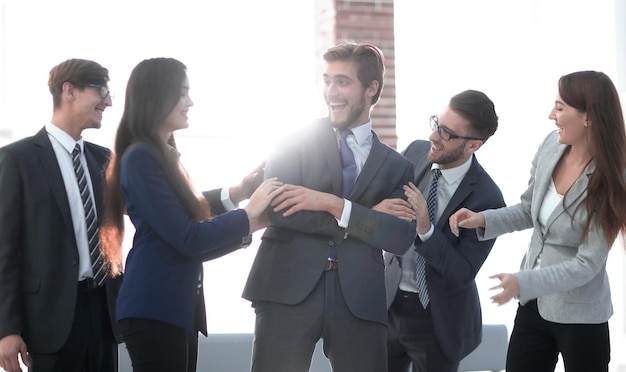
72, 144, 108, 286
415, 168, 441, 308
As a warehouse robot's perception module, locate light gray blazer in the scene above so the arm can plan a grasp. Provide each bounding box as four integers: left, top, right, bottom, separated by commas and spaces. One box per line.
479, 130, 612, 324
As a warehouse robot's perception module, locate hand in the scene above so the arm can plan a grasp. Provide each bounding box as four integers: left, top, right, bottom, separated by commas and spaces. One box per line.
449, 207, 485, 237
270, 184, 344, 218
229, 161, 265, 205
243, 177, 283, 232
489, 273, 520, 306
372, 198, 415, 222
404, 182, 431, 234
0, 334, 29, 372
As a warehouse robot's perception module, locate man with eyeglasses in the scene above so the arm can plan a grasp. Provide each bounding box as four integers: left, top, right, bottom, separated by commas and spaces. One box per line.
374, 90, 506, 371
0, 59, 121, 372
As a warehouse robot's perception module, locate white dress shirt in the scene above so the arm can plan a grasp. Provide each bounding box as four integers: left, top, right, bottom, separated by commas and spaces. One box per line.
399, 156, 473, 293
46, 123, 96, 281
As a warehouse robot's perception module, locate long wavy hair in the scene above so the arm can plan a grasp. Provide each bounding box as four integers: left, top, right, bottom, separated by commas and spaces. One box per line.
560, 71, 626, 247
100, 58, 210, 276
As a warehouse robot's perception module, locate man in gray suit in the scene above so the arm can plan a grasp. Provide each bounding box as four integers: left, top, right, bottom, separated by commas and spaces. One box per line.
242, 42, 416, 372
377, 90, 505, 372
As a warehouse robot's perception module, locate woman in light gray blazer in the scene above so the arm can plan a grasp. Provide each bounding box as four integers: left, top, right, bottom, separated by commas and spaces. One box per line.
449, 71, 626, 372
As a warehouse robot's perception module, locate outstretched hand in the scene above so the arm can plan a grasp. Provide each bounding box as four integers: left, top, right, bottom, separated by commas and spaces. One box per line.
449, 207, 485, 237
229, 161, 265, 205
243, 177, 283, 232
489, 273, 520, 306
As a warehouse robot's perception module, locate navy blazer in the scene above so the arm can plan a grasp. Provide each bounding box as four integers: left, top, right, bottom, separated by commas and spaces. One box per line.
0, 127, 122, 353
243, 118, 417, 326
116, 143, 250, 335
384, 140, 505, 362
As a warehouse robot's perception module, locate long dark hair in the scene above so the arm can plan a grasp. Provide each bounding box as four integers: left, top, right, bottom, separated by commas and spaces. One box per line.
560, 71, 626, 247
101, 58, 210, 276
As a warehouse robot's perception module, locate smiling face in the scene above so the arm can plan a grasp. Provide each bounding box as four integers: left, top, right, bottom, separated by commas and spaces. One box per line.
549, 92, 588, 147
322, 60, 376, 130
427, 106, 482, 169
160, 76, 193, 138
72, 84, 112, 130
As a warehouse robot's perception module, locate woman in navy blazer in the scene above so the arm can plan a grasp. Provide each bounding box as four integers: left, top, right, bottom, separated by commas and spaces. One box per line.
100, 58, 282, 372
450, 71, 626, 372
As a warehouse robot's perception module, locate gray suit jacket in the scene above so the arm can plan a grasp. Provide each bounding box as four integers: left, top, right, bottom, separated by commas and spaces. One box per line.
479, 130, 612, 324
242, 118, 417, 326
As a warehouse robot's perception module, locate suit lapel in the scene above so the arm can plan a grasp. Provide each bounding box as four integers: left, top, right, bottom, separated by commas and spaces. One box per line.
436, 156, 480, 229
317, 120, 343, 196
84, 144, 105, 218
33, 128, 74, 231
349, 132, 387, 200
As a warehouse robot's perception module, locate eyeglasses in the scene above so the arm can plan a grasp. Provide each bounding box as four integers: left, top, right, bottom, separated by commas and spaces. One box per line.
429, 115, 484, 141
83, 84, 111, 99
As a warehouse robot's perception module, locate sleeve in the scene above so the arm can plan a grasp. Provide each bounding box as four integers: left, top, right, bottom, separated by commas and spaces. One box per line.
122, 145, 250, 260
0, 148, 24, 339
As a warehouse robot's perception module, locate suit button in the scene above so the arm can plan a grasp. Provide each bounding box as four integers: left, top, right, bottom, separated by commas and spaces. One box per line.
71, 259, 78, 266
328, 241, 335, 246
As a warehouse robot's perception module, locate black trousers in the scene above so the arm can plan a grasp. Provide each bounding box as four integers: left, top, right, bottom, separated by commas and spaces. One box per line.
29, 282, 117, 372
387, 290, 458, 372
118, 318, 198, 372
506, 300, 610, 372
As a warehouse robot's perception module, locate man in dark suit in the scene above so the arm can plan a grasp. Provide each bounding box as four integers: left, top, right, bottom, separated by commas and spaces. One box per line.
242, 42, 417, 372
0, 59, 121, 372
377, 90, 505, 371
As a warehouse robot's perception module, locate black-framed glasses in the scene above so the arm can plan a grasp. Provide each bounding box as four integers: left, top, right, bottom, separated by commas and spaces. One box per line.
83, 84, 111, 99
429, 115, 484, 141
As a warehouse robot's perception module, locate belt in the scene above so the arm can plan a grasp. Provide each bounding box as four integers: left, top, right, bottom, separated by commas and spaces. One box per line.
323, 260, 339, 271
78, 279, 100, 290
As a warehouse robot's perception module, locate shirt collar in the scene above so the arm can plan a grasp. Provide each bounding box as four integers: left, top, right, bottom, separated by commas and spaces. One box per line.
334, 121, 372, 145
433, 155, 473, 185
46, 122, 84, 154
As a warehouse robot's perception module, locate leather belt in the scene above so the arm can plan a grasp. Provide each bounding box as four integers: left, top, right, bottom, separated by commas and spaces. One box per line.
323, 260, 339, 271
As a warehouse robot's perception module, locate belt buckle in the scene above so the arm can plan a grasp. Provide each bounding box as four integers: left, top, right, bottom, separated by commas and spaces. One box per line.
324, 260, 338, 271
86, 278, 99, 289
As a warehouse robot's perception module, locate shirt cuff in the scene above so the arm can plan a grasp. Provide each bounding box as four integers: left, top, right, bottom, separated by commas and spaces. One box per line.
417, 223, 434, 241
220, 187, 237, 211
336, 199, 352, 228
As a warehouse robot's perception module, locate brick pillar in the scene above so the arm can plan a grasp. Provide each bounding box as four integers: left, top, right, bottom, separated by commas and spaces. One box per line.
314, 0, 397, 148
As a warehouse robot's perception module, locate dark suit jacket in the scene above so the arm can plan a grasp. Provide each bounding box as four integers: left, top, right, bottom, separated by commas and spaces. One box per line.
115, 143, 250, 336
384, 140, 505, 362
242, 118, 417, 326
0, 127, 122, 354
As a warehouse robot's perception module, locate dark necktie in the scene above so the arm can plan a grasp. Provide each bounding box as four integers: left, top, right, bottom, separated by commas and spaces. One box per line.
415, 168, 441, 308
72, 144, 108, 286
339, 129, 357, 198
330, 129, 357, 261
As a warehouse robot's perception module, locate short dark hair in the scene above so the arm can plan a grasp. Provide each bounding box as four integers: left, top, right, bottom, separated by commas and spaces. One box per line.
48, 59, 109, 108
449, 90, 498, 142
322, 41, 385, 105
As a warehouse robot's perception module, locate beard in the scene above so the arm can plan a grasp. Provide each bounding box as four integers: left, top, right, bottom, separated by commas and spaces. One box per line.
328, 95, 368, 130
427, 140, 467, 165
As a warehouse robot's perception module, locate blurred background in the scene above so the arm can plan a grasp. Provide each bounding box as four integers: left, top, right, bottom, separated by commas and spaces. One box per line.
1, 0, 624, 370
